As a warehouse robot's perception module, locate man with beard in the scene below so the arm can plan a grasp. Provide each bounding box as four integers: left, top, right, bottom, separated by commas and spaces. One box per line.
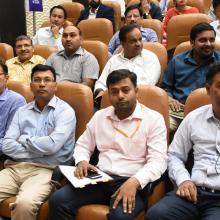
108, 4, 158, 56
49, 69, 167, 220
77, 0, 115, 31
32, 5, 67, 51
161, 22, 220, 132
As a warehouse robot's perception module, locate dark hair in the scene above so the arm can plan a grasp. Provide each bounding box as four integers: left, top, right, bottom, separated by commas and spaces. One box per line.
0, 62, 8, 75
31, 64, 56, 81
213, 0, 220, 11
15, 35, 32, 45
106, 69, 137, 88
50, 5, 67, 20
119, 24, 140, 42
125, 4, 143, 17
206, 61, 220, 84
190, 22, 216, 41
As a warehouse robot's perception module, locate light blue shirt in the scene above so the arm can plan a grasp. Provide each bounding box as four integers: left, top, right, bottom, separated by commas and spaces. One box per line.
108, 27, 158, 55
0, 89, 26, 155
3, 96, 76, 165
168, 105, 220, 190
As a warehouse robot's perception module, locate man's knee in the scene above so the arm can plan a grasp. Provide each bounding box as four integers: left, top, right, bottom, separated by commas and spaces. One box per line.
108, 207, 134, 220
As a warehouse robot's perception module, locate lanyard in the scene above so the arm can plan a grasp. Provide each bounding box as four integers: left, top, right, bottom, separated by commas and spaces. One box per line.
110, 119, 142, 138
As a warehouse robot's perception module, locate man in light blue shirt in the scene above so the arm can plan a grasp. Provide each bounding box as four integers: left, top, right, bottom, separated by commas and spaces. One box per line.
146, 61, 220, 220
108, 4, 158, 56
0, 64, 76, 220
0, 62, 26, 155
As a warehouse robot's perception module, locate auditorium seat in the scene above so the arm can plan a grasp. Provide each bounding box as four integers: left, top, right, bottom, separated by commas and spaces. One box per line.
0, 81, 94, 220
82, 40, 108, 74
143, 42, 167, 85
140, 19, 163, 43
78, 18, 114, 44
0, 43, 14, 63
75, 85, 169, 220
166, 13, 210, 51
33, 44, 58, 59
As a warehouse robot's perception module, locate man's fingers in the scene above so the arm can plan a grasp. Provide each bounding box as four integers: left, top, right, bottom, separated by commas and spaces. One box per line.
127, 197, 133, 213
122, 196, 128, 213
113, 194, 121, 209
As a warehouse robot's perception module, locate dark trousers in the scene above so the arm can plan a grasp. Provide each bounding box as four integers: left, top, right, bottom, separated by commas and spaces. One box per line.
145, 189, 220, 220
49, 176, 148, 220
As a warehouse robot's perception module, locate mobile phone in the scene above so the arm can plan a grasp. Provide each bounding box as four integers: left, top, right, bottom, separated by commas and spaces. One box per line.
87, 170, 102, 179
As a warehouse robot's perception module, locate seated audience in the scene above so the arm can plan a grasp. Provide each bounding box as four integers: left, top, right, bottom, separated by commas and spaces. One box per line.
163, 0, 199, 39
46, 25, 99, 89
210, 0, 220, 42
139, 0, 163, 21
32, 5, 67, 51
49, 69, 167, 220
146, 61, 220, 220
161, 22, 220, 131
0, 64, 76, 220
6, 35, 45, 83
108, 4, 158, 56
95, 24, 160, 96
0, 62, 26, 156
77, 0, 115, 30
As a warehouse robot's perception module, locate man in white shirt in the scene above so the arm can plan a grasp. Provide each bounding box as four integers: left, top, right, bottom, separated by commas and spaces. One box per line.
32, 5, 67, 51
94, 24, 160, 98
49, 69, 167, 220
146, 61, 220, 220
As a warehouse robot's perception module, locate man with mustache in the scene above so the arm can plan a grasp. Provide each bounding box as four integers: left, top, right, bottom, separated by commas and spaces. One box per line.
161, 22, 220, 132
6, 35, 45, 83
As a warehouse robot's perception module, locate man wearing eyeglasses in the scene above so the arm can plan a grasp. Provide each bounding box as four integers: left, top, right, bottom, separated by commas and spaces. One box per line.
6, 35, 45, 83
0, 64, 76, 220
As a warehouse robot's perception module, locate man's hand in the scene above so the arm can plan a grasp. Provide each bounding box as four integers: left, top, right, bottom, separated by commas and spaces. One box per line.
141, 0, 150, 13
51, 24, 60, 38
176, 180, 197, 204
112, 177, 140, 213
169, 97, 183, 112
74, 160, 97, 179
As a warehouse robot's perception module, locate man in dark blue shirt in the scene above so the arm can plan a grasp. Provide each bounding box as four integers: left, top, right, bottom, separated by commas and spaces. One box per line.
161, 22, 220, 131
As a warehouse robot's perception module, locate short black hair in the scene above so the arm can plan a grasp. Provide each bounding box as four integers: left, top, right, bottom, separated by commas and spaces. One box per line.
31, 64, 56, 81
190, 22, 216, 41
124, 4, 143, 17
50, 5, 67, 20
213, 0, 220, 11
106, 69, 137, 88
0, 62, 8, 75
206, 61, 220, 84
119, 24, 140, 42
15, 35, 32, 45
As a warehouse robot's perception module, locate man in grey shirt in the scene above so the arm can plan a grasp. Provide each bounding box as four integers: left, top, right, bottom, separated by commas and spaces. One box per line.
46, 25, 99, 89
0, 64, 76, 220
146, 61, 220, 219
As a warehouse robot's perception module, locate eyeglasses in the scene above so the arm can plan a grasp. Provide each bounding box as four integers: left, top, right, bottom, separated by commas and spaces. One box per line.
32, 78, 55, 84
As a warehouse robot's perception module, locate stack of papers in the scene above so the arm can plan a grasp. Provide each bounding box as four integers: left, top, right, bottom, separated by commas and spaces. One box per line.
59, 165, 113, 188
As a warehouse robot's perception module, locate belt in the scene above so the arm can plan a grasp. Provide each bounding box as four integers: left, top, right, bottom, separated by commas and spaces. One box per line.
198, 186, 220, 194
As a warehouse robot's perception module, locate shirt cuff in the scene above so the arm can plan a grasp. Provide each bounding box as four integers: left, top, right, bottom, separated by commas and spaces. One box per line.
17, 135, 29, 146
176, 174, 191, 187
133, 173, 150, 189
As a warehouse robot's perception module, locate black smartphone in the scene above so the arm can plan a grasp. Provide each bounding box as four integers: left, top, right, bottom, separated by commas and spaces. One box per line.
87, 170, 102, 179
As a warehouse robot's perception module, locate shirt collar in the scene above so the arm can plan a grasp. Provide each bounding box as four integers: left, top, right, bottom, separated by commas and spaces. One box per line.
118, 49, 144, 65
27, 95, 57, 111
0, 88, 9, 101
89, 6, 100, 14
47, 26, 63, 35
106, 101, 143, 121
13, 55, 36, 65
58, 47, 84, 58
184, 50, 215, 65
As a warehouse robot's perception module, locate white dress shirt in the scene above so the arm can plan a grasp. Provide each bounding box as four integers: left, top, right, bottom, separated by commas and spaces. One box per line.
74, 102, 167, 188
168, 104, 220, 190
94, 49, 161, 92
32, 27, 64, 51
